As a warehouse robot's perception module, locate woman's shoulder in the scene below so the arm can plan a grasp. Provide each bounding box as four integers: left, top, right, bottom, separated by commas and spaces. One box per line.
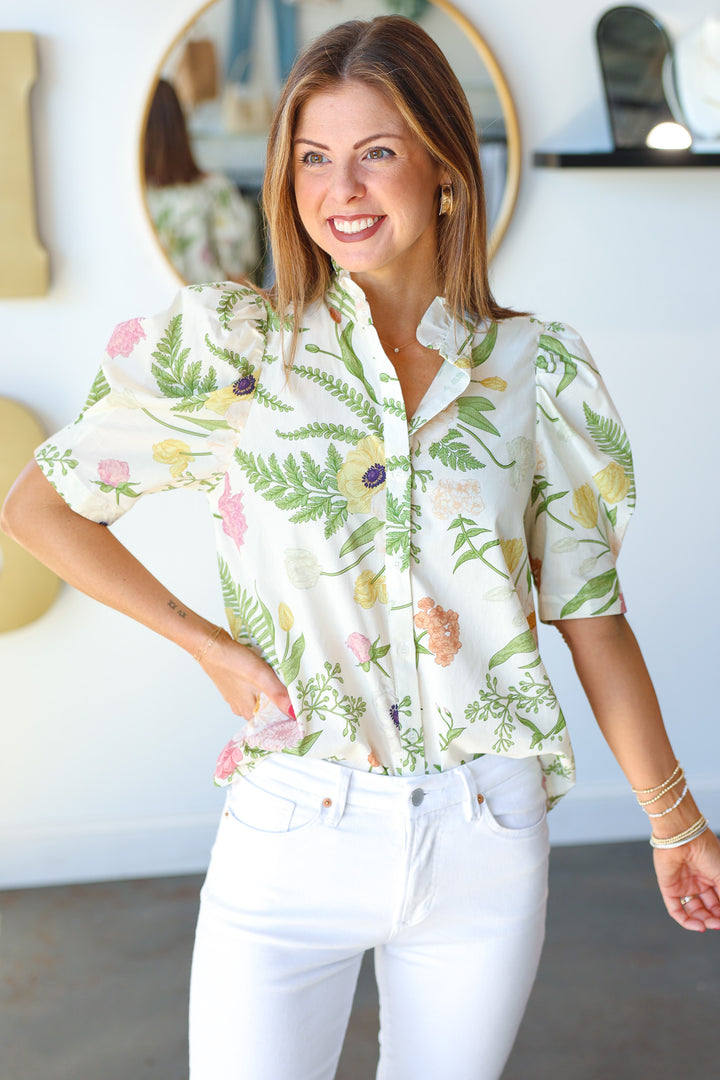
200, 171, 238, 192
169, 280, 275, 339
104, 283, 275, 385
491, 314, 599, 385
493, 312, 580, 345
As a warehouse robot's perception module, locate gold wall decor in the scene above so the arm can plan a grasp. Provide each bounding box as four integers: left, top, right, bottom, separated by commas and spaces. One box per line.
0, 397, 60, 631
0, 32, 49, 297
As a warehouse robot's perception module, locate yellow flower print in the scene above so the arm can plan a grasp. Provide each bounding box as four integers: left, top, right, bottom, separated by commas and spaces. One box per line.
337, 435, 386, 513
593, 461, 630, 504
224, 607, 245, 641
499, 538, 524, 574
479, 376, 507, 391
152, 438, 194, 478
205, 386, 239, 415
205, 370, 259, 416
569, 484, 598, 528
354, 570, 388, 609
278, 603, 294, 631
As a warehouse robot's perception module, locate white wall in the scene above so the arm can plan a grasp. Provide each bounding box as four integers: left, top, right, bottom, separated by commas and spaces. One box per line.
1, 0, 718, 887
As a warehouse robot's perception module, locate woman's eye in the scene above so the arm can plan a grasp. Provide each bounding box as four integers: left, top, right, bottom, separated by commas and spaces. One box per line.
300, 151, 328, 167
366, 147, 394, 161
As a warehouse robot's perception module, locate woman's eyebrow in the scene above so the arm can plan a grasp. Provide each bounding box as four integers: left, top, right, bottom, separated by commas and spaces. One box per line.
294, 132, 406, 150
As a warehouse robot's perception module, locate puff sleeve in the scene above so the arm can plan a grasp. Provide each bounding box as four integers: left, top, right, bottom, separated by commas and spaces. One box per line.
34, 284, 268, 525
525, 323, 635, 623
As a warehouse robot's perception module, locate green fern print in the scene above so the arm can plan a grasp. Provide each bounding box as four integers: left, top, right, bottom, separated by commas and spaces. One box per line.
235, 444, 349, 538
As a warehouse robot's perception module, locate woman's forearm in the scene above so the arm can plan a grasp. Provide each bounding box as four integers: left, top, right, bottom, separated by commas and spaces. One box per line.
1, 461, 215, 655
2, 462, 291, 718
553, 614, 702, 839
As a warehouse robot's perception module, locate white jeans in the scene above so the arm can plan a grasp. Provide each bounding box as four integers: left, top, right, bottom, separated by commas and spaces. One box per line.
189, 752, 549, 1080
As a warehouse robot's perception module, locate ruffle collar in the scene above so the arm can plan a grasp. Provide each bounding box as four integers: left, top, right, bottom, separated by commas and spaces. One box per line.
329, 266, 477, 369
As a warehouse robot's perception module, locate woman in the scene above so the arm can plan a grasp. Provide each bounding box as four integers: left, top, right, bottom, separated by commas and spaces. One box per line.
3, 16, 720, 1080
144, 78, 259, 284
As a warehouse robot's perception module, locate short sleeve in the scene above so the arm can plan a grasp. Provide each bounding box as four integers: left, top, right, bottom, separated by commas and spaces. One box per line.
525, 323, 635, 622
34, 283, 268, 524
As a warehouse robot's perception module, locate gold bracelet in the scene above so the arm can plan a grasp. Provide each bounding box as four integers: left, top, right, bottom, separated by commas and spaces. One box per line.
632, 762, 681, 797
193, 625, 224, 663
650, 815, 708, 849
636, 769, 685, 807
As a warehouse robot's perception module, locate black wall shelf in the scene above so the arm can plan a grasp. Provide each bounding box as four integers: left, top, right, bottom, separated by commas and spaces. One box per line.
534, 149, 720, 168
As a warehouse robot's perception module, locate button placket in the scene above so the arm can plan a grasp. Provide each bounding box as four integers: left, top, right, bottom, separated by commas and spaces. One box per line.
383, 399, 422, 771
353, 317, 422, 772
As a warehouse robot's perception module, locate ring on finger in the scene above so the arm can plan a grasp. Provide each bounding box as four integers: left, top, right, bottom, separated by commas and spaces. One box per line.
680, 894, 699, 907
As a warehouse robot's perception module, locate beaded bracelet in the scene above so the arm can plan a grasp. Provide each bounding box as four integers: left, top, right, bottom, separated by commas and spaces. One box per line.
636, 769, 685, 807
650, 814, 709, 849
632, 762, 681, 800
193, 625, 224, 663
645, 783, 689, 819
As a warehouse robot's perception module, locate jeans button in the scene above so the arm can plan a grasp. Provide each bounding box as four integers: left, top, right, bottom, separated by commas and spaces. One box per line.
411, 788, 425, 806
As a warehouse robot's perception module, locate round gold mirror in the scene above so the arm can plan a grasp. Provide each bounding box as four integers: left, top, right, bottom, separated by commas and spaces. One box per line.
140, 0, 520, 286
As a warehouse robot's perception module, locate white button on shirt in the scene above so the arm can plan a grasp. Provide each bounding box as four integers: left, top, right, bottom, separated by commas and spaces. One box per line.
35, 270, 634, 805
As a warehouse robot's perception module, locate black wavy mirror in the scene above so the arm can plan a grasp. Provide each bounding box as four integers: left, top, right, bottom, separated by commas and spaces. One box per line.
596, 5, 675, 148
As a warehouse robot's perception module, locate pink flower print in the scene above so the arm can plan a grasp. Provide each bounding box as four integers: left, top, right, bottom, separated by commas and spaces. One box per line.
218, 475, 248, 551
244, 715, 302, 752
106, 318, 146, 359
215, 737, 244, 781
97, 459, 130, 488
346, 632, 372, 664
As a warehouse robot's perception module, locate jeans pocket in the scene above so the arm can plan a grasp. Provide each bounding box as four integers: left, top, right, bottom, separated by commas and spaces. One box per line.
226, 776, 320, 835
481, 759, 548, 838
482, 799, 548, 838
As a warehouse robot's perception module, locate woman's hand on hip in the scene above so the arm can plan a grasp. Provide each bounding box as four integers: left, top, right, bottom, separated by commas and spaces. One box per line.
198, 631, 292, 719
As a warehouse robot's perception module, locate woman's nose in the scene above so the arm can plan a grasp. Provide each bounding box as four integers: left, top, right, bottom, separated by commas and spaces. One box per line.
329, 163, 366, 201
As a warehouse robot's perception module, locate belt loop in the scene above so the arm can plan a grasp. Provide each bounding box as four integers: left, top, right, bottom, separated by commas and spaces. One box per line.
458, 766, 482, 822
324, 766, 351, 827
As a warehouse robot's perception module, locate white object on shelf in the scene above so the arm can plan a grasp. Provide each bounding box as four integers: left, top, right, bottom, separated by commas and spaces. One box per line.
673, 17, 720, 140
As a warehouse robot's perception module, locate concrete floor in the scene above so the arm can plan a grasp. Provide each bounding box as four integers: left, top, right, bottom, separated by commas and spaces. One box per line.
1, 841, 719, 1080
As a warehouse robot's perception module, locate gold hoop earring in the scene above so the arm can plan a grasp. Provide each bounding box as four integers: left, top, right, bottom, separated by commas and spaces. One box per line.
439, 184, 454, 216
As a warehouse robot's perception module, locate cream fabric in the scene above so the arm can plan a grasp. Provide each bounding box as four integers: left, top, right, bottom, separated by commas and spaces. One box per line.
145, 172, 259, 284
35, 270, 634, 803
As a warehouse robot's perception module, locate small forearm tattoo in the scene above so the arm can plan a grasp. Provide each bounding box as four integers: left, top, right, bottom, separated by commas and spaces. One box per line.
167, 599, 187, 618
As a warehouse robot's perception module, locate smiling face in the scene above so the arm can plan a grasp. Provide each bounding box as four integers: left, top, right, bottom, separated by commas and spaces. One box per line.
293, 80, 448, 290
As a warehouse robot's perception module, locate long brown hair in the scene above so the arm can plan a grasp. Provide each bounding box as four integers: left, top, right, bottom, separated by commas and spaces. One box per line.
262, 15, 518, 346
144, 79, 203, 187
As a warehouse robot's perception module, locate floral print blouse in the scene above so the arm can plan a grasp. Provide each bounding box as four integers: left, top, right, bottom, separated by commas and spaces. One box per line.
145, 172, 259, 285
35, 269, 635, 805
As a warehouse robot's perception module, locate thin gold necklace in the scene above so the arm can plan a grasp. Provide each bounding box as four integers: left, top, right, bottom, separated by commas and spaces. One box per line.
379, 335, 417, 354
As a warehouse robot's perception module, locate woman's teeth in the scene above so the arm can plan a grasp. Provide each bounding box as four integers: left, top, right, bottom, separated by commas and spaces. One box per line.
333, 216, 381, 234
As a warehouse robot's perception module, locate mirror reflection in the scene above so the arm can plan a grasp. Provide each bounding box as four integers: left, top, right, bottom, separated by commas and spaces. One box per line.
142, 0, 518, 285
